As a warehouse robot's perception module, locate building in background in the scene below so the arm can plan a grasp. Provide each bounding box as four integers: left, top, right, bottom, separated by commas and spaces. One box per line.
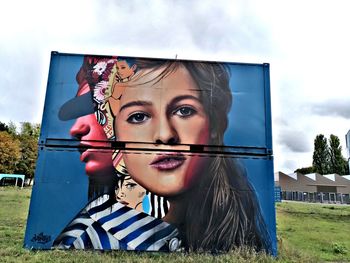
275, 171, 350, 204
273, 131, 350, 204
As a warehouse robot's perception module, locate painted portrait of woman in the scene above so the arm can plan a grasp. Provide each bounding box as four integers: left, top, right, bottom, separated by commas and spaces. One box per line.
109, 59, 272, 252
52, 56, 273, 253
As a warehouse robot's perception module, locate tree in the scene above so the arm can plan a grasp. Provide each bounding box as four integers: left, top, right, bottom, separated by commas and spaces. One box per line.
14, 122, 40, 184
344, 161, 350, 175
20, 122, 40, 139
296, 134, 349, 175
328, 134, 348, 175
294, 166, 315, 174
0, 131, 21, 174
312, 134, 330, 175
15, 136, 38, 184
0, 121, 9, 132
7, 121, 18, 136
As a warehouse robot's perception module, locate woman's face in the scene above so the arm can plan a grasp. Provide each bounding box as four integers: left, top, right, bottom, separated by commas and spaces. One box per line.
116, 177, 146, 212
116, 60, 135, 80
114, 65, 210, 197
70, 84, 115, 178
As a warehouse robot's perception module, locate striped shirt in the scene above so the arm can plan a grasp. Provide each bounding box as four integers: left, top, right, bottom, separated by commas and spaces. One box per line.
53, 194, 180, 251
147, 192, 169, 218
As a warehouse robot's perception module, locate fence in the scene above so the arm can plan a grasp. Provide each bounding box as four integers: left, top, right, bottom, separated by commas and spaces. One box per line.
281, 191, 350, 204
274, 186, 282, 202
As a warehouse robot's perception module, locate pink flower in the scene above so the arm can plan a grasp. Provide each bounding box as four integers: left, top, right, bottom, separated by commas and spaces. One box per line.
94, 81, 108, 102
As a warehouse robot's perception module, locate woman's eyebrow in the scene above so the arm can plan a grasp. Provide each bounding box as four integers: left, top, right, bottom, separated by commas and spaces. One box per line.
166, 95, 201, 116
119, 100, 153, 113
169, 95, 201, 106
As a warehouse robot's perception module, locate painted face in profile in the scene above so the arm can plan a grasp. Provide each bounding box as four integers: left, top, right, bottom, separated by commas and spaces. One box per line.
116, 60, 136, 80
70, 83, 115, 179
116, 176, 146, 212
113, 65, 210, 197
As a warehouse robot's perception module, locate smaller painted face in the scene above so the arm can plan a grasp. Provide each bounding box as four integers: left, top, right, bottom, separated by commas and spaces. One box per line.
70, 84, 115, 178
116, 60, 136, 80
116, 177, 146, 212
114, 66, 210, 197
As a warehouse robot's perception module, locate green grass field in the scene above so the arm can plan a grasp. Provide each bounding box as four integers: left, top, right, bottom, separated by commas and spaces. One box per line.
0, 187, 349, 262
277, 201, 350, 262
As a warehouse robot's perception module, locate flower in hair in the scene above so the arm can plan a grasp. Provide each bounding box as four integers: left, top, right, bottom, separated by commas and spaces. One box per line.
93, 61, 107, 76
93, 81, 108, 102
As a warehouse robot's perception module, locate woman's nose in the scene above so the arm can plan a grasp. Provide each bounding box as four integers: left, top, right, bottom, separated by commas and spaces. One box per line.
70, 118, 90, 139
154, 119, 179, 145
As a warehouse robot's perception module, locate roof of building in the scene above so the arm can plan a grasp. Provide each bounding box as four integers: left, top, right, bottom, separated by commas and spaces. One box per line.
276, 171, 350, 191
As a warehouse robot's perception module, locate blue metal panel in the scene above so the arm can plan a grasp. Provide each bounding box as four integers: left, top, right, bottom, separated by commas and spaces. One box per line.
25, 52, 276, 255
224, 63, 272, 150
38, 53, 273, 152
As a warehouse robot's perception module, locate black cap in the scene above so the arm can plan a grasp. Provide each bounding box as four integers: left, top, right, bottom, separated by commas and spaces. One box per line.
58, 91, 96, 121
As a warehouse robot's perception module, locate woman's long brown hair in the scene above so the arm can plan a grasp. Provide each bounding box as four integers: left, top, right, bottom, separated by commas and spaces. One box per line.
128, 58, 272, 252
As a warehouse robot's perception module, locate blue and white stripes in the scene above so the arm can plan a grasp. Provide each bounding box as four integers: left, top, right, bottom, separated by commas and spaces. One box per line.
53, 194, 179, 251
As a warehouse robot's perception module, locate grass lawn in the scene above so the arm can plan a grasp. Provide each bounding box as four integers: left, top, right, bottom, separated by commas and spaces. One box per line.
276, 201, 350, 262
0, 187, 349, 262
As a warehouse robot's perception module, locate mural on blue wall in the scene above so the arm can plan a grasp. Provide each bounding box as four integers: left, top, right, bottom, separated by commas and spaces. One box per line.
24, 53, 276, 254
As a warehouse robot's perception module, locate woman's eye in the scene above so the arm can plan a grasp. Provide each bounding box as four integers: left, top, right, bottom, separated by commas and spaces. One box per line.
174, 107, 196, 117
125, 183, 137, 190
127, 113, 150, 124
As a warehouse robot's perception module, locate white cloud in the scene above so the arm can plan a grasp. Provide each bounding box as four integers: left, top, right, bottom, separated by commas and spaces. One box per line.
1, 0, 350, 174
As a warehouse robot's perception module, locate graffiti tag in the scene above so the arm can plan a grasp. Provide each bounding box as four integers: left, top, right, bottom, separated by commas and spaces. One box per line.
31, 232, 51, 244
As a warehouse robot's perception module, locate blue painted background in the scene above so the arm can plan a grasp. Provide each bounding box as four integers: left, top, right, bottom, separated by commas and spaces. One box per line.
24, 53, 276, 255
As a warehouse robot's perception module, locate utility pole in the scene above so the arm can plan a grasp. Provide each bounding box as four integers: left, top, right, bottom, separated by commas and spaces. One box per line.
346, 130, 350, 173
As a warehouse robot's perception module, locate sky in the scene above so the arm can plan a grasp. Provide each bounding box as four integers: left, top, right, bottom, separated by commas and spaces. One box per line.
1, 0, 350, 174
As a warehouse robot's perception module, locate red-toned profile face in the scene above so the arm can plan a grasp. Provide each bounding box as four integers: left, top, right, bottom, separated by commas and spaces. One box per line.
114, 66, 210, 197
70, 83, 115, 178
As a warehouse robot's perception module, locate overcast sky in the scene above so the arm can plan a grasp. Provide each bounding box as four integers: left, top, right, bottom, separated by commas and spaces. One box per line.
1, 0, 350, 174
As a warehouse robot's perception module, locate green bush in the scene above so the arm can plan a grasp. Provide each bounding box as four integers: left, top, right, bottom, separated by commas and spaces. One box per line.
332, 242, 347, 255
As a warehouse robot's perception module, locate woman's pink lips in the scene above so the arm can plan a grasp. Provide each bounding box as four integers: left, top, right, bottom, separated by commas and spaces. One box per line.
149, 153, 186, 171
119, 200, 129, 206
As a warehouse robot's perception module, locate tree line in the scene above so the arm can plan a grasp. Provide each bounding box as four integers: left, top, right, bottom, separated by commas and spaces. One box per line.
295, 134, 349, 175
0, 121, 40, 185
